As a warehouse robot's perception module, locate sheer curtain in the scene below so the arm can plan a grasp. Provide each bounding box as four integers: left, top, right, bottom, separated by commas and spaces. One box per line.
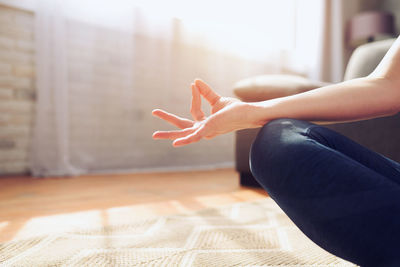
31, 0, 339, 176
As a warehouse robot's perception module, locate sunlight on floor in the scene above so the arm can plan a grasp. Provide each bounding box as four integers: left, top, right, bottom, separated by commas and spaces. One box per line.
0, 221, 9, 233
10, 190, 266, 242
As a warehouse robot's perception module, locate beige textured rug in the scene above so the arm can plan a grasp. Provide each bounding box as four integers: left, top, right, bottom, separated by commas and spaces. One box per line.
0, 198, 357, 266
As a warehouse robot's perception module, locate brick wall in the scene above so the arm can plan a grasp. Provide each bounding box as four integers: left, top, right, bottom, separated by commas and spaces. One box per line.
0, 4, 35, 175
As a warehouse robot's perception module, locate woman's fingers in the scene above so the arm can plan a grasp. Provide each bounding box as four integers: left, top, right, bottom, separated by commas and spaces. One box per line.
173, 125, 208, 147
152, 109, 194, 129
152, 127, 197, 140
194, 79, 221, 105
152, 79, 222, 146
190, 83, 205, 121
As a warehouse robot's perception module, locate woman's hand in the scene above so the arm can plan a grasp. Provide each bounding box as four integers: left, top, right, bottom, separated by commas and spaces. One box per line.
152, 79, 262, 147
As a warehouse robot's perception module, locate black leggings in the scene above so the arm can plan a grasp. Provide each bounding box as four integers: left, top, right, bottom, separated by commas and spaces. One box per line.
250, 119, 400, 267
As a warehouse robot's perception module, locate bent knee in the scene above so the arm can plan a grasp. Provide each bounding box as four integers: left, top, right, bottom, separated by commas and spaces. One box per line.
249, 118, 312, 191
257, 118, 313, 141
250, 118, 311, 168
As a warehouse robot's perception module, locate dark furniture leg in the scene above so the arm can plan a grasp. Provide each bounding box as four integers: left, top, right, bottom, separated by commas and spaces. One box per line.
239, 172, 261, 187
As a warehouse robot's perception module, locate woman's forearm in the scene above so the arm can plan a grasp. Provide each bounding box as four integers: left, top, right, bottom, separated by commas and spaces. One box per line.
250, 76, 400, 126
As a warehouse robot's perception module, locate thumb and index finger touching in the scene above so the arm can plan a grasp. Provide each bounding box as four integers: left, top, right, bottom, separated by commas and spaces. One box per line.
152, 79, 220, 143
194, 79, 221, 106
190, 79, 221, 121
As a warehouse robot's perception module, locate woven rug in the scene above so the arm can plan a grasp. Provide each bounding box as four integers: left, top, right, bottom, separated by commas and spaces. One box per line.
0, 198, 357, 266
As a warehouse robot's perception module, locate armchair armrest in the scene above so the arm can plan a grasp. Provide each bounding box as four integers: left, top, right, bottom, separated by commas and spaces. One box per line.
233, 74, 330, 102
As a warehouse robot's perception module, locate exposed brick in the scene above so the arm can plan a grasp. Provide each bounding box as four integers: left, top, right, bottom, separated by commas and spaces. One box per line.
14, 88, 35, 100
0, 24, 33, 41
0, 36, 14, 49
14, 137, 30, 148
0, 9, 15, 24
0, 5, 34, 174
0, 161, 29, 174
0, 87, 12, 99
13, 77, 32, 90
0, 50, 34, 64
0, 114, 10, 124
0, 125, 31, 138
0, 76, 32, 89
14, 12, 33, 29
5, 114, 32, 126
0, 100, 33, 114
0, 75, 14, 86
0, 62, 12, 75
13, 65, 34, 77
0, 149, 27, 162
0, 139, 15, 149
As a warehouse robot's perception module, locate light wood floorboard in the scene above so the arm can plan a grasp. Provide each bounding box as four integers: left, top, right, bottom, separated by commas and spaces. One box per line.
0, 168, 267, 243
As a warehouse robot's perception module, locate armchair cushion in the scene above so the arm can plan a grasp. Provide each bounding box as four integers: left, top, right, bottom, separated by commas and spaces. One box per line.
233, 74, 330, 102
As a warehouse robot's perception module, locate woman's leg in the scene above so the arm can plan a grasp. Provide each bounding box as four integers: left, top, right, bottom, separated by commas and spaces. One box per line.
250, 118, 400, 267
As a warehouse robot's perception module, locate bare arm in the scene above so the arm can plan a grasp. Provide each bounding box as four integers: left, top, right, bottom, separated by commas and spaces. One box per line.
153, 36, 400, 146
251, 77, 399, 126
250, 36, 400, 126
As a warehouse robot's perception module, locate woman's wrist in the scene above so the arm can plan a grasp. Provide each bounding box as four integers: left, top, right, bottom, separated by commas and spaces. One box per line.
245, 100, 277, 128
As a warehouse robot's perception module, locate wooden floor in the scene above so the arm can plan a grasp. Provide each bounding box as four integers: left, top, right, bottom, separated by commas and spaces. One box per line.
0, 168, 267, 243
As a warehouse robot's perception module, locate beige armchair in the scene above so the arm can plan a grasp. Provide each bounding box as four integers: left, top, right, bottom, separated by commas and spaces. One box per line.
233, 38, 400, 187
